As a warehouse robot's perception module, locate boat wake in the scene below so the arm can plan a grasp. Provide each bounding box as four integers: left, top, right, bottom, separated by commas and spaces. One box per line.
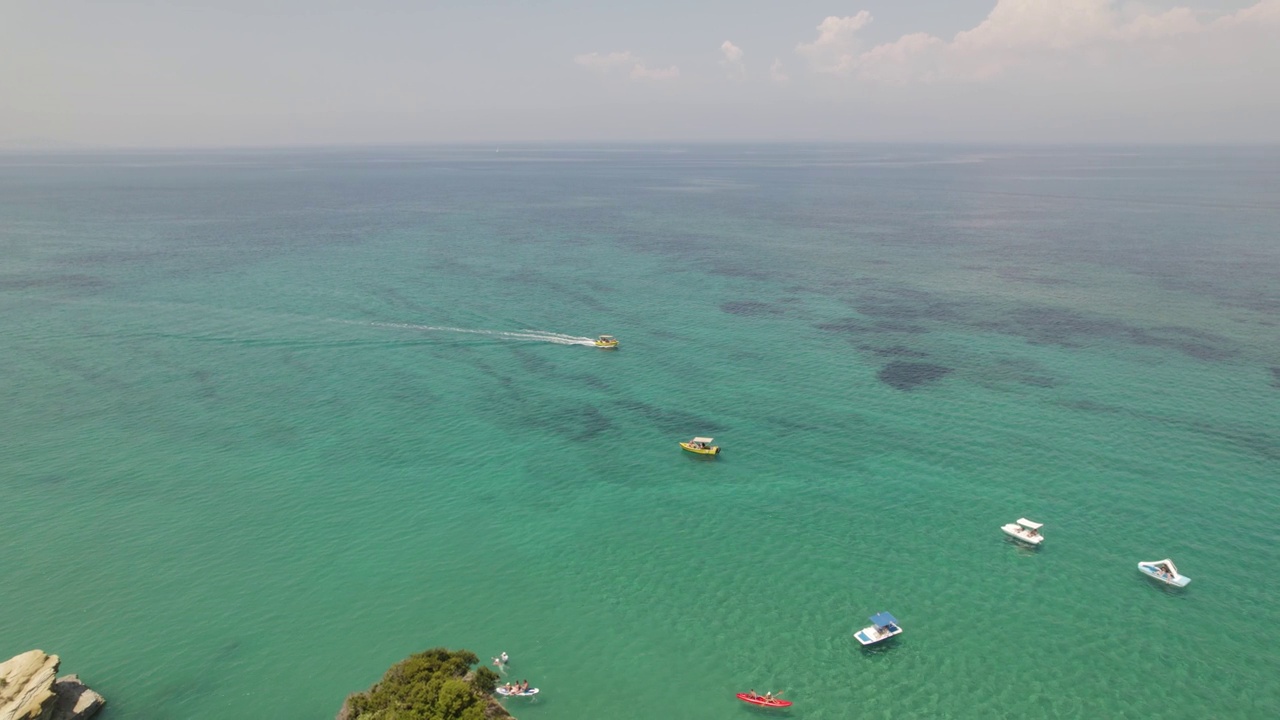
365, 322, 599, 346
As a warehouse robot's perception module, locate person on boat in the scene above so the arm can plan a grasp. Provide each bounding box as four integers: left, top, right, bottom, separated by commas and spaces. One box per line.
747, 689, 758, 699
764, 691, 775, 701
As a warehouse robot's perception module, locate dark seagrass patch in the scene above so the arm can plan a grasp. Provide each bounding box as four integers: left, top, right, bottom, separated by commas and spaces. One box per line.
877, 361, 952, 391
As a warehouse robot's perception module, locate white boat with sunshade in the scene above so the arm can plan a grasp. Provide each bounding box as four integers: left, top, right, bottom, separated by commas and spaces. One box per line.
1138, 559, 1190, 587
854, 612, 903, 646
1000, 518, 1044, 546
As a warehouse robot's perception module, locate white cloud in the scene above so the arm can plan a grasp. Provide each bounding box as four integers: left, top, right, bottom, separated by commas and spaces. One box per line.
950, 0, 1115, 53
1229, 0, 1280, 22
855, 33, 946, 83
799, 1, 1280, 84
795, 12, 873, 73
575, 51, 679, 81
573, 51, 638, 73
720, 40, 743, 63
720, 40, 745, 80
630, 63, 681, 81
1114, 7, 1200, 41
770, 58, 790, 84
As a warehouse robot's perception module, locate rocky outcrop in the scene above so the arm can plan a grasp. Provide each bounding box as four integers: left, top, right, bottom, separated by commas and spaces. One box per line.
48, 676, 103, 720
337, 648, 512, 720
0, 651, 104, 720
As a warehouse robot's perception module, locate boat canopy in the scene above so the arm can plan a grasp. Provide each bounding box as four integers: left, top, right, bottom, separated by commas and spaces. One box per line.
1017, 518, 1043, 530
692, 437, 714, 444
599, 335, 615, 340
1156, 559, 1178, 574
870, 611, 898, 628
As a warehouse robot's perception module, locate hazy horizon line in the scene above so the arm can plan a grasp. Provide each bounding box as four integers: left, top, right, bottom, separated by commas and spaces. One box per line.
3, 139, 1279, 154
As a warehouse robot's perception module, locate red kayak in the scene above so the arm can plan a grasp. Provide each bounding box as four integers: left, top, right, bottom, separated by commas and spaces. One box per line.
736, 693, 792, 708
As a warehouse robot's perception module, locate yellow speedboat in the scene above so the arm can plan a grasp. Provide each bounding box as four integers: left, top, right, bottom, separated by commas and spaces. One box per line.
594, 334, 619, 349
680, 437, 720, 455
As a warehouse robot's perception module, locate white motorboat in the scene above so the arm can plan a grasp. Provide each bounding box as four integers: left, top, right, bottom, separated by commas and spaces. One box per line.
854, 612, 903, 646
495, 686, 539, 697
1138, 559, 1190, 587
1000, 518, 1044, 546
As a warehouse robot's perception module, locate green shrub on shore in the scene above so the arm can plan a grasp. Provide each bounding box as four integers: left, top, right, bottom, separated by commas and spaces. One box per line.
338, 648, 511, 720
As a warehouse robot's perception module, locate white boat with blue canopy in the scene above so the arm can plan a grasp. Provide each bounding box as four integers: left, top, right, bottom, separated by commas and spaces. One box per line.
855, 612, 903, 646
1138, 559, 1190, 587
1001, 518, 1044, 546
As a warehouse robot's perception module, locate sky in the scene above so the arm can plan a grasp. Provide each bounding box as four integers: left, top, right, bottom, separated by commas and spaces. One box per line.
2, 0, 1278, 147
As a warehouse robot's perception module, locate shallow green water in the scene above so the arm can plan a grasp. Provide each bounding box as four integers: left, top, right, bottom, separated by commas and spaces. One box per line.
2, 146, 1278, 719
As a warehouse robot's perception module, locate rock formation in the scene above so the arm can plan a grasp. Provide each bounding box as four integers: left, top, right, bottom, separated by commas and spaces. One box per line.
0, 651, 104, 720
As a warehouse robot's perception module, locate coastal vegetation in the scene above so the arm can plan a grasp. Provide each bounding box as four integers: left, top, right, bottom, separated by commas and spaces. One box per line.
337, 648, 509, 720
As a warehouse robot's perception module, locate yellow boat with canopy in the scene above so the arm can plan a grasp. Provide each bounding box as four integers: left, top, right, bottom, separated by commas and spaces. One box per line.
680, 437, 720, 455
594, 334, 619, 349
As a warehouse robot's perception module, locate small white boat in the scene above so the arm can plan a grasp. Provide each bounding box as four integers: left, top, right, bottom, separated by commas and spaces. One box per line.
1138, 559, 1191, 587
496, 686, 539, 697
1000, 518, 1044, 546
854, 612, 903, 646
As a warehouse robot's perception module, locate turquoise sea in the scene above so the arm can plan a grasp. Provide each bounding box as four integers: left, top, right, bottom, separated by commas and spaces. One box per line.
2, 145, 1278, 719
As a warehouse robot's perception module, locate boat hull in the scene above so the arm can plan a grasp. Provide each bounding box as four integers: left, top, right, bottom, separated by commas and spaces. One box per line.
495, 688, 540, 697
854, 625, 903, 646
736, 693, 791, 708
680, 442, 720, 455
1138, 562, 1191, 587
1001, 525, 1044, 546
594, 341, 618, 349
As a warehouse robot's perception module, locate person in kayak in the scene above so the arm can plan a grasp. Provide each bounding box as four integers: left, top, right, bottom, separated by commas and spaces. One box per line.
520, 680, 529, 692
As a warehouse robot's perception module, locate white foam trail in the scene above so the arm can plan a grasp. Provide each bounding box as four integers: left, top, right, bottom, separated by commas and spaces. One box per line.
365, 321, 599, 346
